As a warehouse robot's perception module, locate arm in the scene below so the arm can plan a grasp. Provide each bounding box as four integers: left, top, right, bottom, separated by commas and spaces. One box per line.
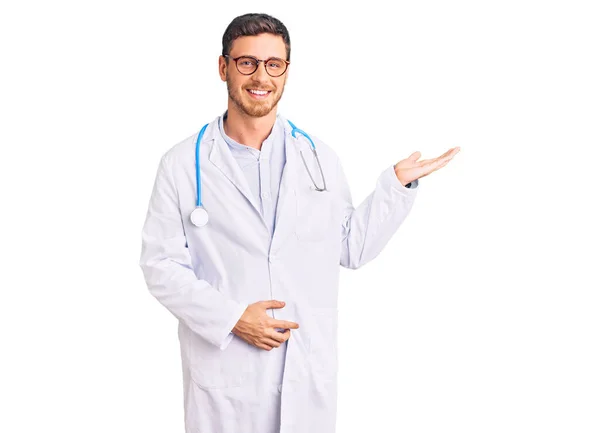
338, 160, 419, 270
139, 154, 246, 350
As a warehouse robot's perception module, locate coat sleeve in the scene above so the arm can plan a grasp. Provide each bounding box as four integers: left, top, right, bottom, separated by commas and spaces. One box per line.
139, 154, 247, 350
338, 160, 419, 269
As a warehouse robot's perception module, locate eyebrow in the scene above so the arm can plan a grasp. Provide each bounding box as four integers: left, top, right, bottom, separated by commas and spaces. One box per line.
236, 54, 286, 60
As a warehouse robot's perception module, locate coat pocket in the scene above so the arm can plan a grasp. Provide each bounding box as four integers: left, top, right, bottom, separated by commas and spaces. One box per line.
295, 188, 336, 242
188, 331, 252, 389
307, 307, 339, 382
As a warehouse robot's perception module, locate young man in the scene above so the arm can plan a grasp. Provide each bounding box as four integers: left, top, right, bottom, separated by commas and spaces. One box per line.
139, 12, 459, 433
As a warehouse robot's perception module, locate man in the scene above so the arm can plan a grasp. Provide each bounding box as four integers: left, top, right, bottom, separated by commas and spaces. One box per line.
139, 12, 460, 433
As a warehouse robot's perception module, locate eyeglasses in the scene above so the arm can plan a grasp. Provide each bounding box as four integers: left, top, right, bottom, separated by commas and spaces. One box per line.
223, 55, 290, 77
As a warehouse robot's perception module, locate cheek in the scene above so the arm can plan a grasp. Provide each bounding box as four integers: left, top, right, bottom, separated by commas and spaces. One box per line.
226, 75, 244, 91
276, 79, 286, 92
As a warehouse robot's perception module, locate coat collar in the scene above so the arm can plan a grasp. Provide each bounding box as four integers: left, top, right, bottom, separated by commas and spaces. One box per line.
203, 114, 300, 249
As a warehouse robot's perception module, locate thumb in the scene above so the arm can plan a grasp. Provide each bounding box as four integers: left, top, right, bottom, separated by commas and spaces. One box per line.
261, 300, 286, 309
408, 151, 421, 162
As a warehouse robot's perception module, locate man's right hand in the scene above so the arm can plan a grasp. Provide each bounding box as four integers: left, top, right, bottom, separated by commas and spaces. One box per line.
232, 300, 299, 351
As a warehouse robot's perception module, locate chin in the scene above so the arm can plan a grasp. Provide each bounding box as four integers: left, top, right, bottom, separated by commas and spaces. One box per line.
247, 107, 274, 117
240, 101, 276, 118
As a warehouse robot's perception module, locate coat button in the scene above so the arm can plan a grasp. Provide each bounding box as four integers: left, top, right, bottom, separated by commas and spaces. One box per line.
277, 384, 283, 393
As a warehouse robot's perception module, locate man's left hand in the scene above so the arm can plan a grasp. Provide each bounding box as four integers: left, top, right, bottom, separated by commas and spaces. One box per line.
394, 147, 461, 186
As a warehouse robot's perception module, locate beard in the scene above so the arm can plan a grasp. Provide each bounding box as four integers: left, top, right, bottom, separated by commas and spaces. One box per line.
226, 74, 285, 118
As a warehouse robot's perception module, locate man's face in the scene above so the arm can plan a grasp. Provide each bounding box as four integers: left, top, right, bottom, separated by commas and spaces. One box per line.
219, 33, 289, 118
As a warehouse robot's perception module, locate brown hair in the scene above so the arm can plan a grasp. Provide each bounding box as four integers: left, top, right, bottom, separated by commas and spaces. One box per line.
222, 13, 291, 61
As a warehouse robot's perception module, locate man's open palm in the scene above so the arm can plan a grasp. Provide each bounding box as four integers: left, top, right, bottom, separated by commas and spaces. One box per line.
394, 147, 461, 186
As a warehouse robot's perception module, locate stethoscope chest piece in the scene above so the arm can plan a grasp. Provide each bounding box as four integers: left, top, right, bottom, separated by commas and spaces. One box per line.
190, 206, 209, 227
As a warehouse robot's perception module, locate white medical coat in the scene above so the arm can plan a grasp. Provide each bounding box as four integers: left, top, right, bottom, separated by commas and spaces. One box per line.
139, 115, 419, 433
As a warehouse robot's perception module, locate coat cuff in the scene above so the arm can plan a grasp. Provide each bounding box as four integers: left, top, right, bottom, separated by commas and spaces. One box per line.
218, 303, 248, 351
387, 165, 419, 192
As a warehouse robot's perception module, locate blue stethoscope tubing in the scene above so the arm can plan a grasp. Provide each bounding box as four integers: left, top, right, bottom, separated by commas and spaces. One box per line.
189, 123, 210, 227
189, 120, 325, 227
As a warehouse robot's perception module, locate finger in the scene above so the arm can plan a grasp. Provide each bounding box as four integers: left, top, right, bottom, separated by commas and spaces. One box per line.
418, 149, 457, 168
438, 149, 459, 165
418, 157, 444, 168
268, 329, 290, 343
417, 152, 448, 167
260, 300, 286, 310
408, 151, 421, 162
435, 159, 451, 171
444, 146, 460, 154
280, 329, 291, 342
271, 320, 299, 329
421, 154, 453, 175
257, 343, 273, 351
424, 147, 459, 163
442, 146, 460, 160
262, 337, 283, 348
417, 158, 435, 167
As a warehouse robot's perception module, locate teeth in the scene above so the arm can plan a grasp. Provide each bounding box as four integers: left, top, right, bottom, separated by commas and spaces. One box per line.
249, 89, 269, 95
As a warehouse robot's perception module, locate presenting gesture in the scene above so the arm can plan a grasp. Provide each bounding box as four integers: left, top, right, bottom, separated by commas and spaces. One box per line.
394, 147, 461, 186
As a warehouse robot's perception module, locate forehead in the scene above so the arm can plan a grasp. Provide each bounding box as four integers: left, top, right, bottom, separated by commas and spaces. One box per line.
229, 33, 287, 59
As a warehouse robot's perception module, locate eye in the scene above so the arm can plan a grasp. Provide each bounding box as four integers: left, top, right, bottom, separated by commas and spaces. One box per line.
267, 59, 285, 69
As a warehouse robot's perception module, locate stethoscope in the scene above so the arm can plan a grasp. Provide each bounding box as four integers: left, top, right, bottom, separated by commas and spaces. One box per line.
190, 120, 327, 228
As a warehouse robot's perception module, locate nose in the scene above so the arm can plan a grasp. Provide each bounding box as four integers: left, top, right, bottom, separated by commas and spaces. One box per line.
251, 60, 270, 83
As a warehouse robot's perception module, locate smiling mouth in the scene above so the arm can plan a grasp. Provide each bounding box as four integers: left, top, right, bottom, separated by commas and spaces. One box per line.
246, 89, 272, 99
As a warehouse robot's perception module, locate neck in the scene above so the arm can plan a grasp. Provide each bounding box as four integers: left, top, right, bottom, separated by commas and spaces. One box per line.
223, 104, 277, 150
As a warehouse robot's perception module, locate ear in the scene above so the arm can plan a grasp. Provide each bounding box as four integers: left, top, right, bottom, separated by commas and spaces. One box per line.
218, 56, 227, 82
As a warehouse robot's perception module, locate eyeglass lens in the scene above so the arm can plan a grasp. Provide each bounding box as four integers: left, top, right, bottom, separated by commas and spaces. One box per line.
236, 57, 286, 76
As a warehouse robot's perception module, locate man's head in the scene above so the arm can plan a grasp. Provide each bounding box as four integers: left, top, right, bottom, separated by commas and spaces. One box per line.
219, 13, 291, 118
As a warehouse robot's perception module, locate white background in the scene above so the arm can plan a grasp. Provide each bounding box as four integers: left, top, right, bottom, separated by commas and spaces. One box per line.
1, 0, 599, 432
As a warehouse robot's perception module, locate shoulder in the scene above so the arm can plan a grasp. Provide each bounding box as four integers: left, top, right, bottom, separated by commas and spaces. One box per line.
163, 133, 197, 161
161, 117, 220, 168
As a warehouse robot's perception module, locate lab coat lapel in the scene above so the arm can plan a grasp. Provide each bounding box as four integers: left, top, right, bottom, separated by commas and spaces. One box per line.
208, 133, 266, 229
271, 122, 299, 254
